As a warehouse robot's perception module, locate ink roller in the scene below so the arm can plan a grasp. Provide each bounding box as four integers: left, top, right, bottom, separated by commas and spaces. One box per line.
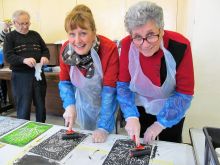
130, 135, 151, 157
129, 145, 151, 157
62, 130, 81, 140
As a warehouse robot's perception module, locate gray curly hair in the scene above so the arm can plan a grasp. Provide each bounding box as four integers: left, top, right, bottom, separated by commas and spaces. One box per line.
124, 1, 164, 34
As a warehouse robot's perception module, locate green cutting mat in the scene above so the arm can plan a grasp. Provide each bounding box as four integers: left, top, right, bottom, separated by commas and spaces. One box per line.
0, 121, 52, 147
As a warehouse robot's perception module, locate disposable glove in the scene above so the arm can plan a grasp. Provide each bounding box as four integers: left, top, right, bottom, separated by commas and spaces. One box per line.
92, 128, 108, 143
143, 122, 165, 144
125, 117, 141, 146
34, 63, 42, 81
63, 105, 77, 131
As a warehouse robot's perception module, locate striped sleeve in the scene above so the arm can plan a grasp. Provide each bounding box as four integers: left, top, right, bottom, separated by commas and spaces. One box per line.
0, 30, 6, 43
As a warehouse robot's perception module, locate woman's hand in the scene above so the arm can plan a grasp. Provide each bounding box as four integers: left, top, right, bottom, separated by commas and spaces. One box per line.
92, 129, 108, 143
63, 105, 77, 131
143, 122, 164, 144
125, 117, 141, 146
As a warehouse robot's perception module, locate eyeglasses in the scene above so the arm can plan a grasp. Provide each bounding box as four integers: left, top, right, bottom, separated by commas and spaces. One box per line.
132, 31, 160, 45
16, 21, 30, 27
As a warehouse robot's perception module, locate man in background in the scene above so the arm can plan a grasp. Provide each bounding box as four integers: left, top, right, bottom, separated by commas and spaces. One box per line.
3, 10, 50, 122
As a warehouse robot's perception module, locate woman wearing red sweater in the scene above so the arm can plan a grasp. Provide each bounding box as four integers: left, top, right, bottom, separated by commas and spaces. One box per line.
59, 5, 119, 143
117, 1, 194, 146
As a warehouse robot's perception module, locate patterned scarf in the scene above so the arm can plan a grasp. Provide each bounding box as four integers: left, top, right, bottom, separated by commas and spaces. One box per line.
62, 36, 100, 78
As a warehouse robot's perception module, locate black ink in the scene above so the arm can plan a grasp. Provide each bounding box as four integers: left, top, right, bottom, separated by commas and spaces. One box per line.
30, 129, 87, 161
151, 145, 158, 159
13, 154, 59, 165
89, 149, 100, 160
62, 133, 82, 140
103, 139, 152, 165
0, 116, 27, 136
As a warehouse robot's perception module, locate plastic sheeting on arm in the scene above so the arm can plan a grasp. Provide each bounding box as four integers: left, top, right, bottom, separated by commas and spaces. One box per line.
116, 81, 139, 119
58, 81, 76, 109
157, 91, 193, 128
97, 86, 117, 133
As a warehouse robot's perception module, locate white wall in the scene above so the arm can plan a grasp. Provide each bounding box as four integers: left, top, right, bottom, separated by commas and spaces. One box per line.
179, 0, 220, 143
77, 0, 178, 40
0, 0, 178, 42
0, 0, 77, 43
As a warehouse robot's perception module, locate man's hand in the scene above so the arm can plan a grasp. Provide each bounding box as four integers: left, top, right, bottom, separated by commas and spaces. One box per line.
63, 105, 77, 131
3, 20, 12, 33
40, 57, 49, 65
23, 58, 36, 67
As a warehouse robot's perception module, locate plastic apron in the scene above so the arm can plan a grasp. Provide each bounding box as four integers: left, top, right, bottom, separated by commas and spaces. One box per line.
70, 48, 103, 130
129, 40, 176, 115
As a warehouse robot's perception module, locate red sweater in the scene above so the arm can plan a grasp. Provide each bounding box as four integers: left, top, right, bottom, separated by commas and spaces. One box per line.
119, 30, 194, 95
59, 35, 119, 87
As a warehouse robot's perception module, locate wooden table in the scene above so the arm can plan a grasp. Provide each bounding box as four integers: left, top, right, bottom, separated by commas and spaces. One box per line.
0, 67, 63, 116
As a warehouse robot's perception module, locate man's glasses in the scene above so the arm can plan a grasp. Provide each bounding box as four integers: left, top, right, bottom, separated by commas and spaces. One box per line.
16, 21, 30, 27
132, 30, 160, 45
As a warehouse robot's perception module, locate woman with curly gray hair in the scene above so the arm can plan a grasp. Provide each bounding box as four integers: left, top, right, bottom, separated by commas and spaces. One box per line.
117, 1, 194, 146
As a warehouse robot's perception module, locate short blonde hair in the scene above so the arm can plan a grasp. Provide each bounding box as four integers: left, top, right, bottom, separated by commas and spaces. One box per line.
71, 4, 93, 15
65, 5, 96, 32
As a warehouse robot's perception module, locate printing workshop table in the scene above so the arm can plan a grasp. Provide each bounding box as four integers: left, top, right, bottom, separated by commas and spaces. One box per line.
0, 118, 195, 165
